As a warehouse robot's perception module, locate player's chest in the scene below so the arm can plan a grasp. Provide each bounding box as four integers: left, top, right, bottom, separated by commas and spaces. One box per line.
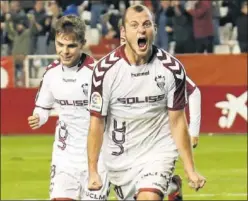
49, 71, 90, 100
112, 66, 168, 105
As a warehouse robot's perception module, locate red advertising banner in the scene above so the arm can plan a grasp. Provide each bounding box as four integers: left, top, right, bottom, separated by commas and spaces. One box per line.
0, 56, 15, 88
1, 88, 57, 135
1, 87, 247, 135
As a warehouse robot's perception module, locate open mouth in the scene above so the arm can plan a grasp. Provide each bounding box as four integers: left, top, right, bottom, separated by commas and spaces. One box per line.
137, 37, 147, 49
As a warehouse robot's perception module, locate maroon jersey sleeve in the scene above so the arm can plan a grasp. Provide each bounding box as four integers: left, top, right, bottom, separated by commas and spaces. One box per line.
156, 48, 187, 110
89, 51, 121, 117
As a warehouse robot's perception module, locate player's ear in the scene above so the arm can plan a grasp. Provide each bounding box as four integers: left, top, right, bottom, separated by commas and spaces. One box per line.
81, 39, 86, 49
120, 26, 126, 45
154, 23, 157, 33
120, 26, 125, 37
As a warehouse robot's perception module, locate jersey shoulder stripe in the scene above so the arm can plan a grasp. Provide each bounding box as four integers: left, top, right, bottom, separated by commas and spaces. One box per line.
43, 59, 61, 77
156, 48, 185, 80
92, 46, 122, 89
77, 54, 96, 71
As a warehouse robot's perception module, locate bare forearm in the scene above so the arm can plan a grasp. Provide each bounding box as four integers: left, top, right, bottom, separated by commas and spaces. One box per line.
170, 112, 195, 173
87, 116, 104, 174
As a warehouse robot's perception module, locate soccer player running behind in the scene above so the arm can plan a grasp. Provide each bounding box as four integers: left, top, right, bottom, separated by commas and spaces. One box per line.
87, 4, 205, 201
119, 31, 202, 201
27, 15, 109, 200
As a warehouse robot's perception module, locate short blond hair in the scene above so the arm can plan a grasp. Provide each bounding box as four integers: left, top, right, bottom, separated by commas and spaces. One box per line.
55, 15, 86, 42
122, 4, 154, 27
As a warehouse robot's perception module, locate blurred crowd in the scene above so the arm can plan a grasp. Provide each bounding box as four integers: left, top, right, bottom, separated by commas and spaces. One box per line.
0, 0, 247, 86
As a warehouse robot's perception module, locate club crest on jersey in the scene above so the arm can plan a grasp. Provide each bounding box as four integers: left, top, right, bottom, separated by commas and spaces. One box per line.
90, 92, 102, 112
155, 75, 165, 91
82, 83, 88, 96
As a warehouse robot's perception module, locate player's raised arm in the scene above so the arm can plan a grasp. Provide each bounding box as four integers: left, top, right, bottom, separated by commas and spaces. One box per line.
186, 76, 201, 148
167, 66, 206, 191
28, 71, 55, 129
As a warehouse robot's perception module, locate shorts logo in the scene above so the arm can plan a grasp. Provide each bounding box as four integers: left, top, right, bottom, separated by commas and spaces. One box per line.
90, 92, 102, 112
155, 75, 165, 91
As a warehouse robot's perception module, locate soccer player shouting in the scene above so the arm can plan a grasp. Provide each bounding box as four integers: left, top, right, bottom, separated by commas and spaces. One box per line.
87, 4, 205, 201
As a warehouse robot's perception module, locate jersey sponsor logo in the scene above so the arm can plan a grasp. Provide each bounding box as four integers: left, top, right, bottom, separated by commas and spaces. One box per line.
90, 92, 102, 112
131, 71, 149, 77
82, 83, 88, 96
55, 99, 88, 106
155, 75, 165, 91
215, 91, 247, 129
62, 78, 76, 82
117, 94, 165, 105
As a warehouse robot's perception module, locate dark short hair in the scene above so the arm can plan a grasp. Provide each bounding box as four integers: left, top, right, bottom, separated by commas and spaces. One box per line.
55, 15, 86, 42
122, 4, 154, 27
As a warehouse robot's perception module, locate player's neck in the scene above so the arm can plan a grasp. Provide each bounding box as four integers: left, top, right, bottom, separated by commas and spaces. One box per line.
124, 45, 152, 66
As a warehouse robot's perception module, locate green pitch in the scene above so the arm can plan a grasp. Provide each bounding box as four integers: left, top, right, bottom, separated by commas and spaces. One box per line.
1, 134, 247, 200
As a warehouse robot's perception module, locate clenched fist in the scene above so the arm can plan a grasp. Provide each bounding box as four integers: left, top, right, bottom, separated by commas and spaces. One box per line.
28, 114, 40, 130
187, 171, 206, 191
88, 172, 103, 191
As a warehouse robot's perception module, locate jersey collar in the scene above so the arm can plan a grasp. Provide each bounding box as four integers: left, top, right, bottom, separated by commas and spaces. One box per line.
62, 53, 87, 72
118, 44, 157, 66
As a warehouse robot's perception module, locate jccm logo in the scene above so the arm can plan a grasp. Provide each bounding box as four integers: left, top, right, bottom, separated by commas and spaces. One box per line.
215, 91, 247, 129
55, 99, 88, 106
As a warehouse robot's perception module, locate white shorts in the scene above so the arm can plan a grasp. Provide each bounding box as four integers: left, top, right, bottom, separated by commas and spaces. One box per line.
49, 164, 110, 200
112, 157, 177, 200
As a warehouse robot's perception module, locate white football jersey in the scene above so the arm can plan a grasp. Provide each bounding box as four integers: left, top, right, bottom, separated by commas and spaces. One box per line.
34, 54, 95, 170
90, 45, 187, 172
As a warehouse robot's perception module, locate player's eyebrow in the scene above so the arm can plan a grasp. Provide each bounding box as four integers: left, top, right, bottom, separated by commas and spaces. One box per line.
130, 20, 138, 24
142, 20, 152, 25
56, 41, 78, 47
67, 43, 78, 47
129, 19, 151, 25
56, 41, 64, 46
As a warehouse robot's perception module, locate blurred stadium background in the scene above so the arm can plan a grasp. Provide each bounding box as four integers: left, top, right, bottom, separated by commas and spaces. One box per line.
1, 0, 247, 200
